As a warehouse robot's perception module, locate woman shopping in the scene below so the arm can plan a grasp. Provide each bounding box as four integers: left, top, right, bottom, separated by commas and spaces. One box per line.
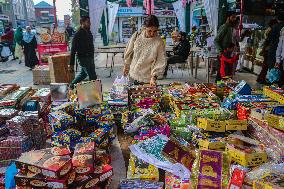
123, 15, 166, 86
14, 27, 24, 64
23, 26, 38, 70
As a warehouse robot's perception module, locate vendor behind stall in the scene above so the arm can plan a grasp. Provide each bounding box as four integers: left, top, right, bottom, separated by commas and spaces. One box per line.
123, 15, 166, 86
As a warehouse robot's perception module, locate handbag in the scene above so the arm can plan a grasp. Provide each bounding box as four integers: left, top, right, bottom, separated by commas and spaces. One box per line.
268, 68, 281, 83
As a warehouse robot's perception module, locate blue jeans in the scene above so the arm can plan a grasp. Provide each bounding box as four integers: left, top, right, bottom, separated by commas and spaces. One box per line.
70, 56, 97, 89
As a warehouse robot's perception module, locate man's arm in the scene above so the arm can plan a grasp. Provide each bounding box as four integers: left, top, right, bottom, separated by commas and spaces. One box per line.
70, 32, 78, 66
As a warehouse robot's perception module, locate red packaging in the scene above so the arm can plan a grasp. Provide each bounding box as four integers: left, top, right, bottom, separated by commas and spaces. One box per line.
72, 142, 95, 175
15, 146, 72, 179
228, 168, 246, 189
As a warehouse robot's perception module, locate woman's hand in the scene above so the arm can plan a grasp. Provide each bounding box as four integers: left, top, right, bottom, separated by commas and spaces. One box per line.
150, 77, 157, 86
275, 63, 281, 69
123, 66, 129, 76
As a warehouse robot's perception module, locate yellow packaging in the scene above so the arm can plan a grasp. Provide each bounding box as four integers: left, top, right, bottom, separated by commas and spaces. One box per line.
263, 86, 284, 104
266, 114, 284, 131
225, 120, 248, 131
253, 173, 284, 189
226, 144, 267, 167
197, 118, 226, 132
198, 139, 226, 151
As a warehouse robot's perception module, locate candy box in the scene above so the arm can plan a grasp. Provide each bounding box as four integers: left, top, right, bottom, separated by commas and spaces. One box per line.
165, 171, 192, 189
197, 118, 226, 132
253, 173, 284, 189
72, 142, 95, 175
127, 153, 159, 181
225, 120, 248, 131
31, 88, 51, 103
226, 144, 267, 167
14, 170, 76, 189
15, 147, 72, 179
72, 174, 100, 189
95, 149, 111, 165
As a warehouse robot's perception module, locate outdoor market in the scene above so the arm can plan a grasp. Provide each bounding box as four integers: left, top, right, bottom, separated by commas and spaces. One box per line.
0, 0, 284, 188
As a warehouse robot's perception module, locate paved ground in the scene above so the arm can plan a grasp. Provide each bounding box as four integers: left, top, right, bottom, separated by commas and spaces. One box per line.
0, 52, 260, 188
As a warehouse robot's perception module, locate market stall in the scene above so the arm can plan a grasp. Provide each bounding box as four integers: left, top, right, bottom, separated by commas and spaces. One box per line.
0, 77, 284, 188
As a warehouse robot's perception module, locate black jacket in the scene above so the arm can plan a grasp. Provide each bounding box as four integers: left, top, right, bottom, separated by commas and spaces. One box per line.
173, 39, 191, 60
70, 28, 94, 66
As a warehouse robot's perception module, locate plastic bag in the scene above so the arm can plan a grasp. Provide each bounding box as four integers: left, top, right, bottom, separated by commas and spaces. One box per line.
268, 68, 281, 83
1, 46, 10, 57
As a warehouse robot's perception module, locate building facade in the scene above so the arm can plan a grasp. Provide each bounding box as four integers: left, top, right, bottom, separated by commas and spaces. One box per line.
35, 1, 55, 25
0, 0, 35, 27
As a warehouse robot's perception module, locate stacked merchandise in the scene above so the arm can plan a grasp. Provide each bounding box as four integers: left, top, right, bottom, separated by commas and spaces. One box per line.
0, 87, 32, 108
48, 53, 74, 83
116, 82, 284, 189
32, 65, 51, 85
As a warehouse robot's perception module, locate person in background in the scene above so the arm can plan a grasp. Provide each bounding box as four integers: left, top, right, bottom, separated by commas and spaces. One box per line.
69, 16, 96, 89
123, 15, 166, 86
214, 12, 238, 82
164, 32, 190, 77
236, 29, 251, 72
2, 23, 15, 60
256, 19, 278, 84
220, 43, 239, 79
14, 27, 24, 64
66, 24, 75, 38
276, 27, 284, 75
23, 26, 38, 70
266, 14, 284, 87
171, 26, 179, 45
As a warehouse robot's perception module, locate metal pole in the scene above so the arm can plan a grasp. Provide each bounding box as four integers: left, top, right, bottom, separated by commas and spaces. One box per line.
53, 0, 58, 27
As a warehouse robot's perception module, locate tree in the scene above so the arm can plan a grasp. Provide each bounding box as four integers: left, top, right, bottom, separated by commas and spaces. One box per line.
71, 0, 80, 28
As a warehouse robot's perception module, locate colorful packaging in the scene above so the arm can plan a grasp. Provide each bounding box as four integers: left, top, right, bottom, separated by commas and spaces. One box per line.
127, 153, 159, 181
226, 144, 267, 167
72, 142, 95, 175
228, 168, 246, 189
191, 150, 230, 189
119, 179, 164, 189
15, 147, 72, 179
253, 173, 284, 189
197, 118, 226, 132
48, 111, 74, 132
165, 171, 192, 189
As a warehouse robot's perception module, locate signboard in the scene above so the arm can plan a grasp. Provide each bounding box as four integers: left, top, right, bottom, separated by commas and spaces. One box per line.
154, 10, 176, 17
0, 15, 9, 21
37, 43, 68, 65
117, 7, 144, 17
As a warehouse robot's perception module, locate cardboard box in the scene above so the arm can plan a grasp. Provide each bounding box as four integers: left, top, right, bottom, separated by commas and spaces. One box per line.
198, 139, 226, 151
197, 118, 226, 132
226, 144, 267, 167
32, 65, 51, 85
49, 53, 74, 83
72, 142, 95, 175
15, 147, 72, 179
266, 114, 284, 131
225, 120, 248, 131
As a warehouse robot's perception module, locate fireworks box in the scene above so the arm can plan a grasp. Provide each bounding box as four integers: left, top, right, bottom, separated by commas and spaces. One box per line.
15, 146, 72, 179
226, 144, 267, 167
32, 65, 51, 85
198, 139, 226, 151
15, 170, 75, 189
252, 173, 284, 189
48, 53, 74, 83
197, 118, 226, 132
266, 113, 284, 132
72, 142, 95, 175
31, 88, 51, 103
0, 84, 19, 98
225, 120, 248, 131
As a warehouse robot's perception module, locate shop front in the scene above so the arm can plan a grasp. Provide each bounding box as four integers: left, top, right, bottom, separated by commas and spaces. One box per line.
114, 7, 144, 43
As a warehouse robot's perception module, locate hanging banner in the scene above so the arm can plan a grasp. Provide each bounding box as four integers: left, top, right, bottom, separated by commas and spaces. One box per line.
107, 1, 119, 36
88, 0, 106, 41
173, 1, 185, 32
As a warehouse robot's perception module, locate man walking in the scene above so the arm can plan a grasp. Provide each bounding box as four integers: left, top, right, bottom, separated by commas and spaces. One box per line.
214, 12, 238, 82
69, 16, 97, 89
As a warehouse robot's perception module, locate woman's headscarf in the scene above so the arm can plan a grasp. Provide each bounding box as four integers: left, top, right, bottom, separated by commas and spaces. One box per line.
14, 27, 23, 45
23, 26, 35, 43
